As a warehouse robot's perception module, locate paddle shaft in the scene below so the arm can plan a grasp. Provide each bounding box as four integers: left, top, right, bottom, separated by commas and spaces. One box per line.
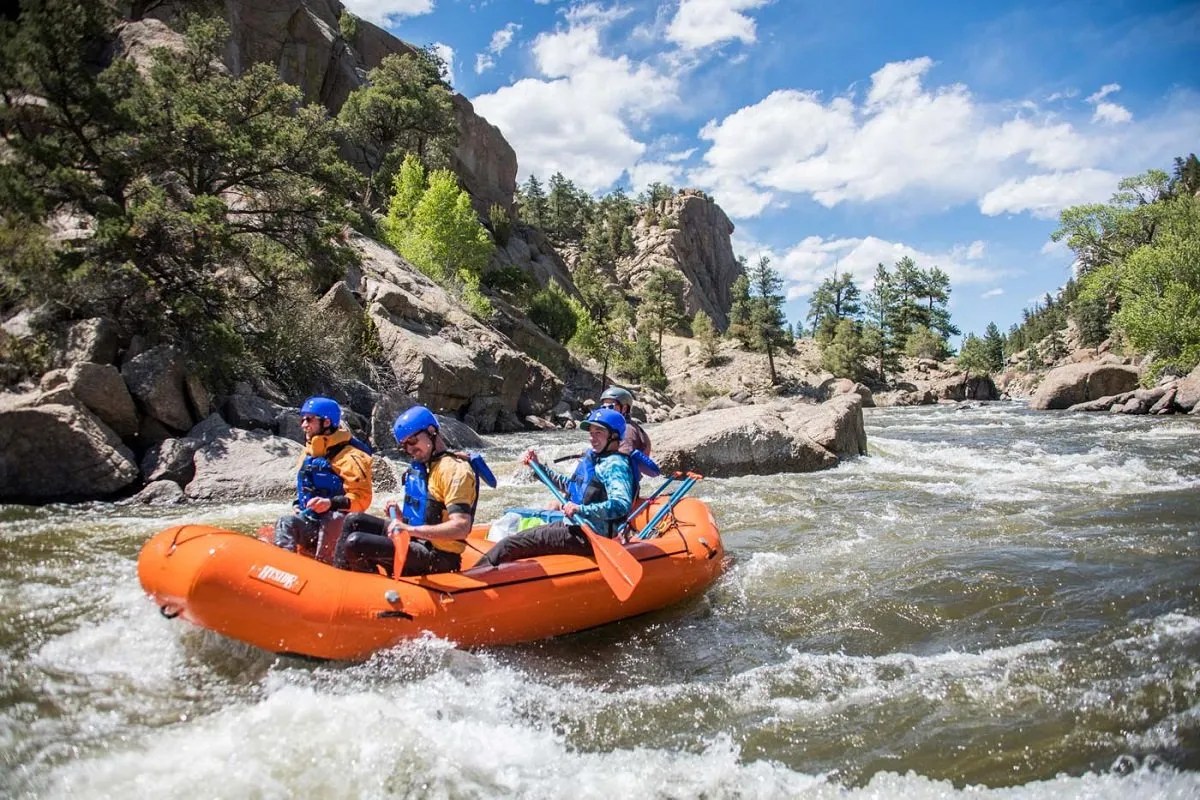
637, 474, 701, 539
529, 460, 642, 601
617, 473, 679, 536
387, 505, 411, 579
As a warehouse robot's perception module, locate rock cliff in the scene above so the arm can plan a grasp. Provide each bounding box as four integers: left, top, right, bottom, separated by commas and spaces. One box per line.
621, 190, 741, 330
144, 0, 517, 215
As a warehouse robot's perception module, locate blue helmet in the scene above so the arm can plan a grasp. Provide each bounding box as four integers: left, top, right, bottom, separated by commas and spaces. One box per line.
299, 396, 341, 427
580, 407, 626, 440
393, 405, 439, 444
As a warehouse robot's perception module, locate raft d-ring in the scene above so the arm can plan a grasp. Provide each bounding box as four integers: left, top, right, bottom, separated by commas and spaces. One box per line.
159, 605, 182, 619
697, 538, 718, 559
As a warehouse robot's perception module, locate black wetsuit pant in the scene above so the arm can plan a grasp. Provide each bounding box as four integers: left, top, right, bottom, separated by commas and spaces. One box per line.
337, 512, 461, 576
478, 521, 595, 566
274, 511, 345, 562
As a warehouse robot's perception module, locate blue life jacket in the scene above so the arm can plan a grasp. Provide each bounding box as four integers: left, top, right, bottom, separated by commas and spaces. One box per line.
296, 437, 373, 509
566, 450, 632, 505
400, 451, 485, 526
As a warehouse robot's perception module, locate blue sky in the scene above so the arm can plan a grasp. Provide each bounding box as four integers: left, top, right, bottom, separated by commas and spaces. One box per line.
343, 0, 1199, 341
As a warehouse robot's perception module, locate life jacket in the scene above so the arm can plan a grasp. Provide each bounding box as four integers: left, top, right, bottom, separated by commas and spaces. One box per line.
566, 450, 632, 507
400, 451, 483, 526
296, 436, 373, 509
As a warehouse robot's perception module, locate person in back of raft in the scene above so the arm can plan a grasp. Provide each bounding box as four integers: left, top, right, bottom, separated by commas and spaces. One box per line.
273, 396, 374, 561
477, 408, 634, 568
336, 406, 478, 576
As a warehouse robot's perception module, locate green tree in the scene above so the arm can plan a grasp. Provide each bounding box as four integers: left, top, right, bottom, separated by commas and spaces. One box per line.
982, 322, 1006, 373
527, 280, 577, 344
639, 266, 685, 363
862, 263, 900, 383
821, 319, 867, 381
904, 324, 946, 360
1052, 170, 1171, 278
337, 49, 457, 208
692, 310, 721, 366
726, 270, 753, 347
1109, 191, 1200, 376
0, 7, 359, 389
516, 174, 548, 228
745, 255, 791, 384
545, 172, 590, 245
957, 333, 991, 377
384, 164, 494, 315
807, 270, 861, 344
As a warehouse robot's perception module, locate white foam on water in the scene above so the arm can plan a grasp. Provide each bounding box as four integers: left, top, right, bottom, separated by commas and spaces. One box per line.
32, 646, 1200, 800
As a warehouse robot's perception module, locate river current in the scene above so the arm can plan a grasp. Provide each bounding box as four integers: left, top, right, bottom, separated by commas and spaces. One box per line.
1, 402, 1198, 798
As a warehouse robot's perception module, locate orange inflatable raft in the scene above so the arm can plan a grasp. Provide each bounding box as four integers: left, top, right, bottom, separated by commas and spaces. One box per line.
137, 496, 724, 661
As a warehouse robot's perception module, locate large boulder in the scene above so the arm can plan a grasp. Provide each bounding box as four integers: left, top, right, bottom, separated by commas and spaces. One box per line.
120, 345, 202, 432
185, 424, 301, 501
1175, 363, 1200, 412
1029, 363, 1140, 410
650, 395, 866, 478
66, 362, 139, 438
0, 397, 139, 501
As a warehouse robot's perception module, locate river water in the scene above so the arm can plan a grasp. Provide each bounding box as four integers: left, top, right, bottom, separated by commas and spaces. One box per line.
1, 402, 1198, 798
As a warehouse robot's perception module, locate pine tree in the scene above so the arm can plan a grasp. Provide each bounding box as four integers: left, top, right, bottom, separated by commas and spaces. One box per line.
337, 49, 457, 207
746, 255, 790, 385
982, 323, 1005, 372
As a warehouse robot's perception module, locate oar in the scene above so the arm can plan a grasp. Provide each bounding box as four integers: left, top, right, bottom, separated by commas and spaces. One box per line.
530, 460, 642, 602
637, 472, 702, 540
617, 472, 680, 537
387, 505, 411, 579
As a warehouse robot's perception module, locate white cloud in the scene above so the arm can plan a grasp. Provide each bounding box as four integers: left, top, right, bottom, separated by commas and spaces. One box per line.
490, 23, 520, 54
340, 0, 433, 27
689, 57, 1193, 222
629, 160, 684, 193
667, 0, 772, 50
472, 9, 678, 191
979, 168, 1120, 218
981, 288, 1004, 299
695, 59, 995, 210
1093, 102, 1133, 124
1086, 83, 1122, 103
475, 54, 495, 74
736, 233, 1006, 305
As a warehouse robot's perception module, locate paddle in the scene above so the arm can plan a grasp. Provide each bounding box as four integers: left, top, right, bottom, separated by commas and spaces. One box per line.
616, 472, 680, 537
637, 472, 702, 540
387, 505, 411, 579
529, 460, 642, 602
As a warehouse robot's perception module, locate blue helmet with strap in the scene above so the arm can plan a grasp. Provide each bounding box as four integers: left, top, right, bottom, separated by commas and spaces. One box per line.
393, 405, 439, 444
580, 407, 626, 441
299, 396, 341, 427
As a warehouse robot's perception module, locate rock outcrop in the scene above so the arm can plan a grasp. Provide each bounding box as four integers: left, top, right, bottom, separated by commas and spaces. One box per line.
1028, 363, 1140, 410
622, 190, 741, 330
650, 395, 866, 478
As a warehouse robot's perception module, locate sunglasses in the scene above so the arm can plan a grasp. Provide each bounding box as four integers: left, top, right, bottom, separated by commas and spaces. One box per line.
299, 414, 321, 424
401, 433, 424, 450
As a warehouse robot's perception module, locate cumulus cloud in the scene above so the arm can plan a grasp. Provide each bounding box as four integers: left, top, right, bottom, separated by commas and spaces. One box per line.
979, 168, 1120, 219
1086, 83, 1132, 124
667, 0, 772, 50
340, 0, 433, 26
472, 9, 678, 191
689, 57, 1191, 221
735, 232, 1007, 304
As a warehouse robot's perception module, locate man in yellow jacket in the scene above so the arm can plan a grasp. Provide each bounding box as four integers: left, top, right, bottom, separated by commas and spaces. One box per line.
273, 396, 373, 562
